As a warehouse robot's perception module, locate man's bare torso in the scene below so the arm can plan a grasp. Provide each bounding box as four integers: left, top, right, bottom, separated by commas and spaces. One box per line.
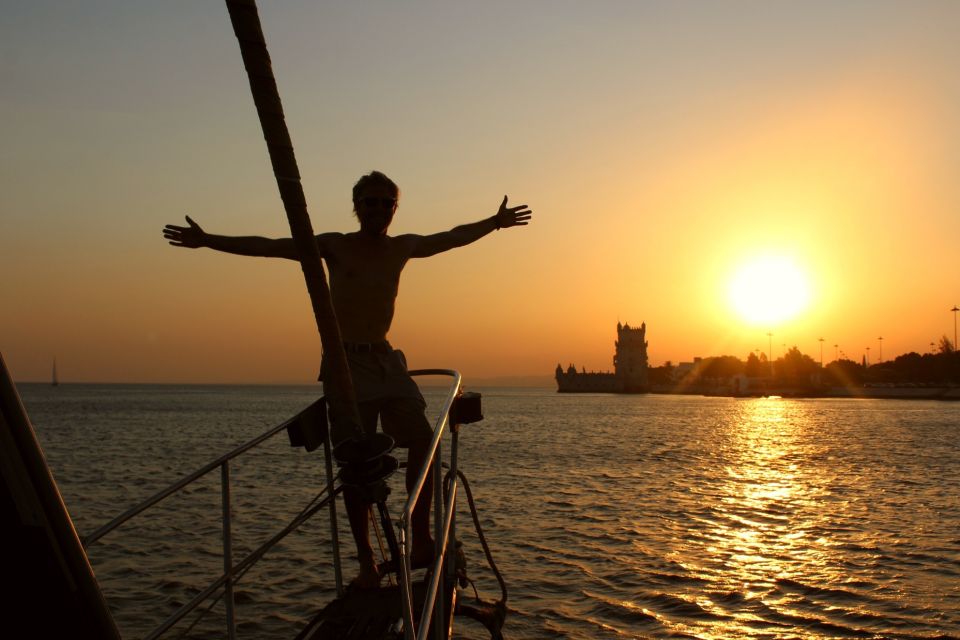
319, 231, 417, 343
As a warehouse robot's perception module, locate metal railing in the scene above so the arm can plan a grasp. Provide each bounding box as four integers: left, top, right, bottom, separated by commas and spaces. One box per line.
399, 369, 463, 640
83, 371, 464, 640
82, 397, 343, 640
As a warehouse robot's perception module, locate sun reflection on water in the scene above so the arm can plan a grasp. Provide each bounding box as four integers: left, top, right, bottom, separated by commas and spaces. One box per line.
665, 397, 853, 638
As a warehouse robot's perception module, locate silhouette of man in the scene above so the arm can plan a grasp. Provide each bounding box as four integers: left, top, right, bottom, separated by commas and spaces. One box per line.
163, 171, 531, 587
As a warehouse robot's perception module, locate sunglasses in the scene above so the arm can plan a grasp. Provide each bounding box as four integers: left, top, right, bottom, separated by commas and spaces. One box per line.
359, 196, 397, 209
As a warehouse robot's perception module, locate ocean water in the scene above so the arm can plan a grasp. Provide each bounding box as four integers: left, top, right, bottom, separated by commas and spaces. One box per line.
17, 383, 960, 640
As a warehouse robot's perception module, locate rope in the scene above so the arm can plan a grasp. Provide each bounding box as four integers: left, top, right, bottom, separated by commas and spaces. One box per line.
369, 508, 396, 587
452, 470, 508, 606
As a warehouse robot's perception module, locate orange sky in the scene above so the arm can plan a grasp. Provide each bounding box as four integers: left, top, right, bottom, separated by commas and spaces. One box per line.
3, 2, 959, 384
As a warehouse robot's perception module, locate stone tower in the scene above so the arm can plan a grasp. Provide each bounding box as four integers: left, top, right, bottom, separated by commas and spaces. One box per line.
614, 321, 649, 392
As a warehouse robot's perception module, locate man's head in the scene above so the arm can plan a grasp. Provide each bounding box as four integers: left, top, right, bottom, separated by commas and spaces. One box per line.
353, 171, 400, 236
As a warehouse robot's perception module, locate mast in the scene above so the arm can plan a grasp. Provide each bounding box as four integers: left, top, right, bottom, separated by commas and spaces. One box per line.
223, 0, 361, 433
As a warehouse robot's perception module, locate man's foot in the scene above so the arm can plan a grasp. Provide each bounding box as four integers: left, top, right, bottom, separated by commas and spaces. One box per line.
376, 542, 435, 576
349, 554, 381, 589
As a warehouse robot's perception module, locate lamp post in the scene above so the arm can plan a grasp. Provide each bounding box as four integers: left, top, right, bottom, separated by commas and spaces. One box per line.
878, 336, 883, 363
866, 346, 871, 366
819, 337, 824, 368
767, 332, 773, 378
952, 306, 959, 351
834, 343, 839, 362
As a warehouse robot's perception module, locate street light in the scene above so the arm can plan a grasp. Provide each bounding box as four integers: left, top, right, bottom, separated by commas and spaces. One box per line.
952, 306, 959, 351
878, 336, 883, 363
834, 343, 839, 362
866, 346, 871, 366
767, 332, 774, 378
818, 337, 824, 368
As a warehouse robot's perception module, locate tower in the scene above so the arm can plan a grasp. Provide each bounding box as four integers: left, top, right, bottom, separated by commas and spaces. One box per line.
614, 322, 649, 392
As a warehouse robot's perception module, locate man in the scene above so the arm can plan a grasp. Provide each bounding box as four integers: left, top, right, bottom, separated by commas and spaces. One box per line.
163, 171, 532, 587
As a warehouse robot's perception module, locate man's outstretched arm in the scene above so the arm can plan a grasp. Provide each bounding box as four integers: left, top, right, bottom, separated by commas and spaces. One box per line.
163, 215, 300, 259
410, 196, 532, 258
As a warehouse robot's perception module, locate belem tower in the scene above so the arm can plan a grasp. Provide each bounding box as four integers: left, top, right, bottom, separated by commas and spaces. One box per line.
555, 322, 650, 393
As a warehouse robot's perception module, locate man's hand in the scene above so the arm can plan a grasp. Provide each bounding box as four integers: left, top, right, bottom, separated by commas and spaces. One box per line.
163, 215, 207, 248
494, 196, 532, 229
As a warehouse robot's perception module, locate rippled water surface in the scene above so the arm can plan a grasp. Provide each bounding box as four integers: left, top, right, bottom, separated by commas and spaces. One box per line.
19, 384, 960, 639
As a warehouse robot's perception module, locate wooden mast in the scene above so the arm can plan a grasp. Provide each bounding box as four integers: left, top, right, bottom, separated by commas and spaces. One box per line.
223, 0, 361, 432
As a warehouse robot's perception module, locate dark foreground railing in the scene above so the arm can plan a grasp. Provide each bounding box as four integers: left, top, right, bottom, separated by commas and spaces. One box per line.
82, 370, 465, 640
82, 395, 342, 640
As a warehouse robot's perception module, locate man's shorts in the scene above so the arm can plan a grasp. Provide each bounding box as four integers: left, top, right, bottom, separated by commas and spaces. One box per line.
322, 347, 433, 448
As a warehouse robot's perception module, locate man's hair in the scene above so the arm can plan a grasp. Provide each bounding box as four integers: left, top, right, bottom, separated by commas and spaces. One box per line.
352, 171, 400, 208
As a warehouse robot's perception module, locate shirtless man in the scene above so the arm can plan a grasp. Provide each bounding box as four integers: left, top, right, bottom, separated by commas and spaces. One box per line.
163, 171, 531, 587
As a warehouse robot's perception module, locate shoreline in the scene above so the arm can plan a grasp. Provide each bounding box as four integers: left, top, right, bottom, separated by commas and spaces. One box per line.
555, 384, 960, 400
653, 385, 960, 401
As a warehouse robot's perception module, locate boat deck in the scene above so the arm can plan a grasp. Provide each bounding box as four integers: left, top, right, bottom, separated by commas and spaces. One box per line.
294, 577, 452, 640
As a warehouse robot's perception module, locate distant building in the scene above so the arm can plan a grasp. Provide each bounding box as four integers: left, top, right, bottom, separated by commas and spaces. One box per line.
555, 322, 650, 393
672, 357, 702, 382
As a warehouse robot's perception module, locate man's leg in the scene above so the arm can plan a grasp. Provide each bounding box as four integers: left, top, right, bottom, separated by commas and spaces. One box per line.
377, 349, 436, 567
331, 399, 382, 588
343, 486, 379, 587
380, 394, 436, 567
404, 435, 435, 567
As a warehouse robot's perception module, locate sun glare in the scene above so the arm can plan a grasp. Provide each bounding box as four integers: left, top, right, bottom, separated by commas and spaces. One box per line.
728, 255, 811, 326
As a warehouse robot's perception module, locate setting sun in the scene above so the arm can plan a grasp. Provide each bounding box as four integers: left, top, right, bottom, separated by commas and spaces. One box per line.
728, 255, 812, 326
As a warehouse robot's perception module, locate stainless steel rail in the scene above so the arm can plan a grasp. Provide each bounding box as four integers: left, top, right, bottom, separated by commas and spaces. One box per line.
82, 399, 344, 639
398, 369, 463, 640
84, 371, 465, 640
83, 411, 305, 547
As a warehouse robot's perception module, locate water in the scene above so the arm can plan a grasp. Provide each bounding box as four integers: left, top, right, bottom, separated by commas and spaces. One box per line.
18, 383, 960, 639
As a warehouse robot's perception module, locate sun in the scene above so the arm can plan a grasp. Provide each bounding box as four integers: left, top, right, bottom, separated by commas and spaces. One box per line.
728, 255, 811, 326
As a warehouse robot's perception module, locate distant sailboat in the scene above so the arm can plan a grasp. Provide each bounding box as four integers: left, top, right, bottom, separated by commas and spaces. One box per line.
52, 359, 59, 387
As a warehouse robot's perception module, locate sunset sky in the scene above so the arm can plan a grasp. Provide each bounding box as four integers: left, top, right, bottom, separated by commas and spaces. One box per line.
3, 1, 959, 384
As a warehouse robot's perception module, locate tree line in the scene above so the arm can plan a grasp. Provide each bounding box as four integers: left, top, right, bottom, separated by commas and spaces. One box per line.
649, 336, 960, 389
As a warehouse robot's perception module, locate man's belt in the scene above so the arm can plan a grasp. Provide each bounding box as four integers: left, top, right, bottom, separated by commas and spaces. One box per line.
342, 341, 392, 354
